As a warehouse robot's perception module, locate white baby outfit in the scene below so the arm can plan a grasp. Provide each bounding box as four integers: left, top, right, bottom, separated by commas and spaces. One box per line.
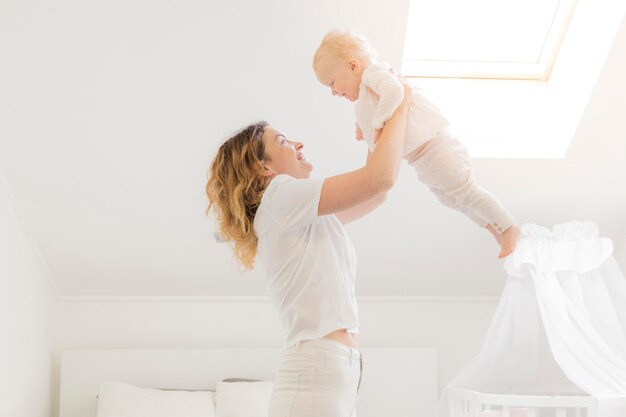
355, 61, 514, 233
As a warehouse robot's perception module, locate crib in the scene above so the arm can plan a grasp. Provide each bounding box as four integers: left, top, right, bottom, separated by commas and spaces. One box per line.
442, 222, 626, 417
447, 387, 598, 417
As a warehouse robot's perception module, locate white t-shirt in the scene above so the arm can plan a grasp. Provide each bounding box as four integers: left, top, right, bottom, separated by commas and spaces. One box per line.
253, 174, 359, 348
355, 61, 450, 158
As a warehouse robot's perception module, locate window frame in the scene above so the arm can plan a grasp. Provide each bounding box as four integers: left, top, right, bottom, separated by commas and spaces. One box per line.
401, 0, 578, 80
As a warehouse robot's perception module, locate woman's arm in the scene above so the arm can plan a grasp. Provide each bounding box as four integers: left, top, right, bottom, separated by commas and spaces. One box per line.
318, 81, 411, 216
334, 150, 387, 225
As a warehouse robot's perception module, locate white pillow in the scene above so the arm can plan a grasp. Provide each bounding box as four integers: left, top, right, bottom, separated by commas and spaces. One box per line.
96, 380, 216, 417
215, 381, 274, 417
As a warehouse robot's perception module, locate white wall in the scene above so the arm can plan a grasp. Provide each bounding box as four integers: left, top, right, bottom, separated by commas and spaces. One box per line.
52, 297, 497, 413
0, 170, 58, 417
0, 170, 499, 417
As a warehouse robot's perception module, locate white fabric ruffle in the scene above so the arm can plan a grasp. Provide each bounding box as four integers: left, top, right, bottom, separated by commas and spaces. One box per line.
503, 221, 614, 278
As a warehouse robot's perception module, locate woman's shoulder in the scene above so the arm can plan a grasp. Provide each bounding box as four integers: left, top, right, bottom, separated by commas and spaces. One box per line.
262, 174, 322, 203
268, 174, 323, 187
256, 174, 326, 233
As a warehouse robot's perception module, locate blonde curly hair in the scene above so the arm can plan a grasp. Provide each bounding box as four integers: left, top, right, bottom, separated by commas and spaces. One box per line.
313, 29, 378, 69
205, 122, 268, 269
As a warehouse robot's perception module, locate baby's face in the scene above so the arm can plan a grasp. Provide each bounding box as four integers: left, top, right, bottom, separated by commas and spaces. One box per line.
314, 56, 362, 102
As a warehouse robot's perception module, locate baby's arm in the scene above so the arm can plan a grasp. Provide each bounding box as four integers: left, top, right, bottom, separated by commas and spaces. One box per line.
364, 66, 405, 130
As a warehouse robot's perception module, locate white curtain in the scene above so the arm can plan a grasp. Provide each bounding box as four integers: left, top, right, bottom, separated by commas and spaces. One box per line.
439, 221, 626, 416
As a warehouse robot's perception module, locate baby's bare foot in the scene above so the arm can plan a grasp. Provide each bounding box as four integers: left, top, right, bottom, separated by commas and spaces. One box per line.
498, 224, 521, 259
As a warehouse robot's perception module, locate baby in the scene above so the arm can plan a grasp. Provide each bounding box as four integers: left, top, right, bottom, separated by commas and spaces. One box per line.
313, 30, 520, 258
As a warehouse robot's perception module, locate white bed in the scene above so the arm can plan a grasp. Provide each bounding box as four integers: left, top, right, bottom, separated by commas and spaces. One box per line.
59, 347, 437, 417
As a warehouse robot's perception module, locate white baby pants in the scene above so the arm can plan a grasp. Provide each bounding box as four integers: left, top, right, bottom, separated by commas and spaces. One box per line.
268, 338, 363, 417
409, 128, 514, 233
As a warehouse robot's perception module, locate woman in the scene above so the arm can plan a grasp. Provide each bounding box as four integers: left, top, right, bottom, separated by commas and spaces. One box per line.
206, 80, 411, 417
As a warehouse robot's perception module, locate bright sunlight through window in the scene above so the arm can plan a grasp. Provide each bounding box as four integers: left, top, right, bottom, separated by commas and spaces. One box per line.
401, 0, 577, 80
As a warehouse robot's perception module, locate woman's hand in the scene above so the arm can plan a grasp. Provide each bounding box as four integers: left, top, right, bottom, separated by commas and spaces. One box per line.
355, 124, 364, 141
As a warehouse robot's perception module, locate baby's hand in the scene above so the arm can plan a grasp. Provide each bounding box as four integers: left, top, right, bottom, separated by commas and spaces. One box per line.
373, 128, 382, 144
355, 124, 363, 141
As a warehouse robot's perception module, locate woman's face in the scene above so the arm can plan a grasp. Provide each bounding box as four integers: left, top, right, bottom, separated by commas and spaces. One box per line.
260, 126, 313, 180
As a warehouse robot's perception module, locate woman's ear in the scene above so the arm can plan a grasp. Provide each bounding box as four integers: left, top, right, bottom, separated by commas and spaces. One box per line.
257, 161, 274, 177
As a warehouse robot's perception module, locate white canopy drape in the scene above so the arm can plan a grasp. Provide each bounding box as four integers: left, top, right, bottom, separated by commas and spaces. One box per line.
440, 221, 626, 416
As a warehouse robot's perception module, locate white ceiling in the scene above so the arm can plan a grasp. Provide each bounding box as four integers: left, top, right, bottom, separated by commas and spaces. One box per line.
1, 0, 625, 297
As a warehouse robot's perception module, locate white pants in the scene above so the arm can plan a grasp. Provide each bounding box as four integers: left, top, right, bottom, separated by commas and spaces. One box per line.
409, 128, 514, 233
268, 338, 363, 417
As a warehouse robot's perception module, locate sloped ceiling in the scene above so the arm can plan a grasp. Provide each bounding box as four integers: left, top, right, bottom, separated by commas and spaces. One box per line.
0, 0, 624, 297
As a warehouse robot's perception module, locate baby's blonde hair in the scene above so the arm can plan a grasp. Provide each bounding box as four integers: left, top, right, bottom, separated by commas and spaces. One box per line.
313, 29, 378, 69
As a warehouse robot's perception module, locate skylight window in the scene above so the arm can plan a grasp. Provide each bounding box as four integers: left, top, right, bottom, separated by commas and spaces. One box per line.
401, 0, 577, 80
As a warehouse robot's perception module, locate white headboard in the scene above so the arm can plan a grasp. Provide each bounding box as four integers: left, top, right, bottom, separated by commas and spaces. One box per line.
59, 347, 437, 417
